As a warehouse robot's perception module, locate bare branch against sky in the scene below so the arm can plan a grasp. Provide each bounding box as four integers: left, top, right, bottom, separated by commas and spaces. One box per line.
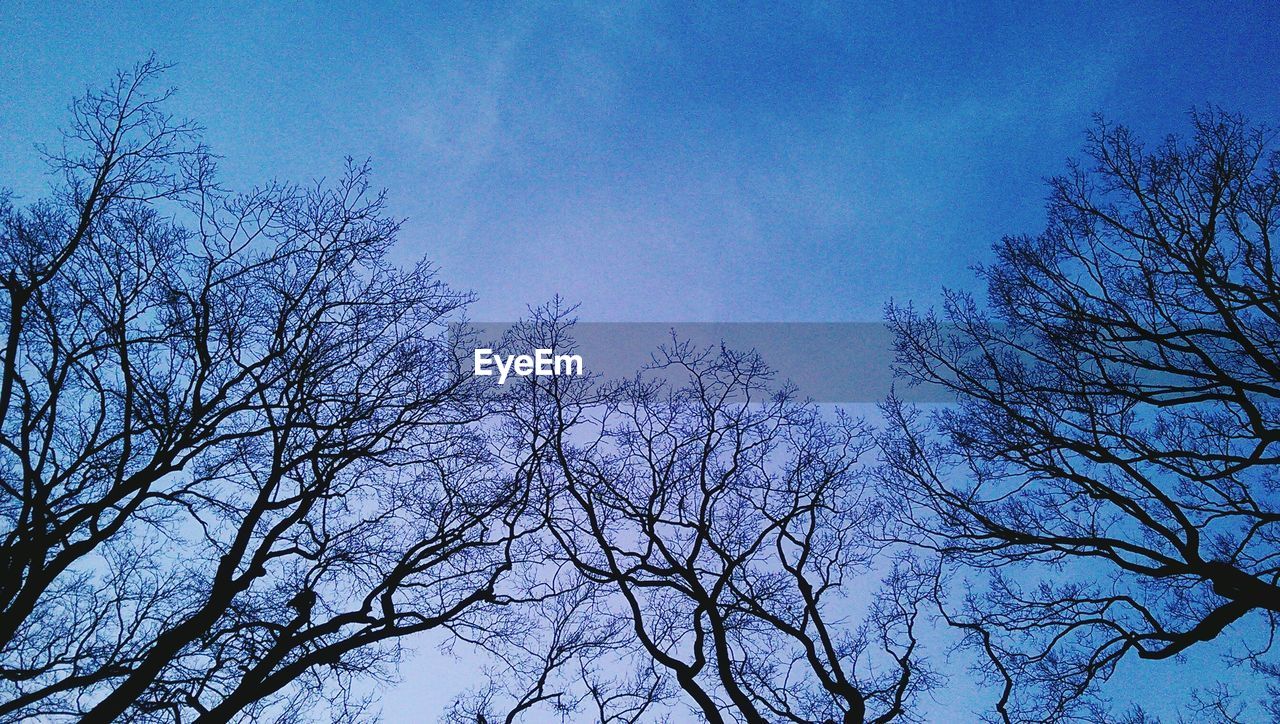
3, 5, 1280, 722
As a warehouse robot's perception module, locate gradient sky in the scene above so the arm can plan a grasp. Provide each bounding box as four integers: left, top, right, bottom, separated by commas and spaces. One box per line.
4, 2, 1280, 719
5, 2, 1280, 325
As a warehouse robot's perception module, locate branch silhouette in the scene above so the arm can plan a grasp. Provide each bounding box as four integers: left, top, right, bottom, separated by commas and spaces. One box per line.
884, 108, 1280, 721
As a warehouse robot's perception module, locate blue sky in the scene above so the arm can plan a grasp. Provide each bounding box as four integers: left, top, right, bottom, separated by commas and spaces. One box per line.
4, 2, 1280, 719
5, 2, 1279, 324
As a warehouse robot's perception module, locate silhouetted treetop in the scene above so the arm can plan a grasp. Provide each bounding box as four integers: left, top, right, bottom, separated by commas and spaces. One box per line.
884, 108, 1280, 721
0, 57, 527, 724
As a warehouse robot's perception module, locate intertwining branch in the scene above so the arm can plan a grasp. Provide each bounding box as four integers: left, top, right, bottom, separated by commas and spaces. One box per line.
0, 59, 528, 722
883, 110, 1280, 721
450, 311, 935, 724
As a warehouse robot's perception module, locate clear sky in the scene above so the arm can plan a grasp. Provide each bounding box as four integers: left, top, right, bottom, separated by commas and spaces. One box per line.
4, 2, 1280, 719
5, 2, 1280, 325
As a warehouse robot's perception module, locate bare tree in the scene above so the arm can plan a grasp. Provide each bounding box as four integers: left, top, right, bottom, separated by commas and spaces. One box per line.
464, 310, 935, 723
883, 109, 1280, 720
0, 59, 527, 722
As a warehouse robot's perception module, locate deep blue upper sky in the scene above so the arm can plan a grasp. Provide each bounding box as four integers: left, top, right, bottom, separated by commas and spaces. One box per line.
4, 3, 1279, 324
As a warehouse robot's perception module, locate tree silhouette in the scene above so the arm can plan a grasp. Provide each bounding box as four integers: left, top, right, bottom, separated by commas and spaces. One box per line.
884, 110, 1280, 720
452, 311, 936, 723
0, 59, 529, 722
